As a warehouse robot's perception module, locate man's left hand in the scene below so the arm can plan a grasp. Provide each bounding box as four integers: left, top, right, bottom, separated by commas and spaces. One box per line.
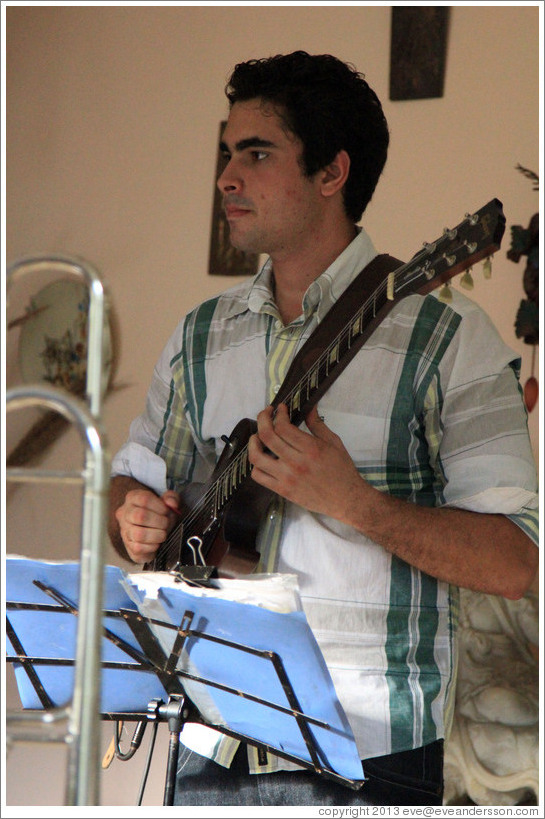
248, 403, 366, 521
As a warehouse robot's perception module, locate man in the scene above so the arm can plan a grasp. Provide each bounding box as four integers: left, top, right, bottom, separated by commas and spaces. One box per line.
108, 52, 538, 806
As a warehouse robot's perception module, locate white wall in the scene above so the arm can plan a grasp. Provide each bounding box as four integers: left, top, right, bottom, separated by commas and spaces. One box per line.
4, 3, 540, 808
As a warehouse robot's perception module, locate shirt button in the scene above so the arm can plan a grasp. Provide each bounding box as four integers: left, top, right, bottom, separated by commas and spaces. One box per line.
273, 384, 280, 394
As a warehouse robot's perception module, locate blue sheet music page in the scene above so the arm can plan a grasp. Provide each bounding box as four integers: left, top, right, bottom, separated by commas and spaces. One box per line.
5, 558, 364, 782
5, 556, 169, 712
123, 571, 364, 782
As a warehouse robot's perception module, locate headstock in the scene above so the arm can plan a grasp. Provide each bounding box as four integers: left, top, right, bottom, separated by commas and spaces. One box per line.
391, 198, 506, 302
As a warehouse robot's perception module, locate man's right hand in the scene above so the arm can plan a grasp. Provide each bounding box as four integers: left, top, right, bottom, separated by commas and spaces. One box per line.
109, 476, 181, 564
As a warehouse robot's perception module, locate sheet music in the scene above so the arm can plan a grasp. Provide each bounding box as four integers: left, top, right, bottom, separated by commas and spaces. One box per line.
5, 556, 169, 711
6, 557, 364, 782
123, 570, 364, 780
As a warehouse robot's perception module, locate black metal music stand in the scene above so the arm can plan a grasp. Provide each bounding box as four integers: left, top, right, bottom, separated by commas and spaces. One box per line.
6, 572, 366, 805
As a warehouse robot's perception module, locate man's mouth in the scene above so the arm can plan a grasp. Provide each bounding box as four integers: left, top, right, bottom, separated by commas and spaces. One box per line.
224, 199, 253, 220
225, 206, 251, 219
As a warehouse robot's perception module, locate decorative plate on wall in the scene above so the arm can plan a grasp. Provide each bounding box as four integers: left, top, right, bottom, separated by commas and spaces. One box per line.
8, 277, 114, 468
18, 278, 113, 397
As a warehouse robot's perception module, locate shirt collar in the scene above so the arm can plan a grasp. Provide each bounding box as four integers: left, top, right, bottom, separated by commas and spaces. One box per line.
226, 227, 378, 323
303, 227, 378, 323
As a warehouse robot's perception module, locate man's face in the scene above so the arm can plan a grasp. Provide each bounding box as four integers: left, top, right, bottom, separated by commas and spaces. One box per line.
217, 99, 324, 259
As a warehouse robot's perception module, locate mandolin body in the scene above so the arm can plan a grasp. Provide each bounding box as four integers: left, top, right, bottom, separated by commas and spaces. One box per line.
150, 418, 274, 576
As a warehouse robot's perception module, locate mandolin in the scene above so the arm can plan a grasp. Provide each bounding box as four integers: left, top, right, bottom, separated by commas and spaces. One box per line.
148, 199, 505, 578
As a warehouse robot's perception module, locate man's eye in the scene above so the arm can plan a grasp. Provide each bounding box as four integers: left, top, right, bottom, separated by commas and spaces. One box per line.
251, 150, 269, 161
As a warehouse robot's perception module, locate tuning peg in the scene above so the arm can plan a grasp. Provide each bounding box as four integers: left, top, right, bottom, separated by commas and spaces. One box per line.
438, 283, 453, 302
460, 269, 474, 290
482, 256, 492, 279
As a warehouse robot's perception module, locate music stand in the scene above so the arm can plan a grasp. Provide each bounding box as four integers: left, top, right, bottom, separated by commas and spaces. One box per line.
6, 558, 366, 805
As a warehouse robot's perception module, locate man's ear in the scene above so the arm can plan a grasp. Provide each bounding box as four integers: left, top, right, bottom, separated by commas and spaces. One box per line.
320, 149, 351, 197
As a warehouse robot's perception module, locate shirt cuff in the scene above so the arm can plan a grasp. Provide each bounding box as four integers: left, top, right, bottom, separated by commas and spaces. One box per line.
111, 442, 167, 496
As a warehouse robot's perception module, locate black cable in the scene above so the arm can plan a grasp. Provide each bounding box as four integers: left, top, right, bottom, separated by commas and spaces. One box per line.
114, 720, 147, 761
136, 720, 159, 806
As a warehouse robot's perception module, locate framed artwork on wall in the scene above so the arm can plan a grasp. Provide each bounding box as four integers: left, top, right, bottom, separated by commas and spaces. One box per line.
389, 7, 450, 101
208, 121, 259, 277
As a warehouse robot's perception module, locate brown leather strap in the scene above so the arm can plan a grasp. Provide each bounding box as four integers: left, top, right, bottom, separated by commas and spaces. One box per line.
272, 253, 404, 425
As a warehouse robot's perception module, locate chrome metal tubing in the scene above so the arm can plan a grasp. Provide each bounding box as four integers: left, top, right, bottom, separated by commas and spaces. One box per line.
6, 385, 110, 805
5, 706, 72, 745
6, 256, 111, 805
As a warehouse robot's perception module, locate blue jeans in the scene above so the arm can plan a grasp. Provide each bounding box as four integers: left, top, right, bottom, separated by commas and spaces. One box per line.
173, 740, 444, 806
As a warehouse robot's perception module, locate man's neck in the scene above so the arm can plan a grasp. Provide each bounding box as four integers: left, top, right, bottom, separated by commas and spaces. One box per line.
271, 221, 358, 325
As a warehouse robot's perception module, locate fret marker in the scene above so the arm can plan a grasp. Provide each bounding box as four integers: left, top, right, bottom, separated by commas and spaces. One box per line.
387, 272, 395, 301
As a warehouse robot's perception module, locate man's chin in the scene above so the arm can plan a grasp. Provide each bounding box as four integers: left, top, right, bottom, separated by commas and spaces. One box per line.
229, 231, 262, 256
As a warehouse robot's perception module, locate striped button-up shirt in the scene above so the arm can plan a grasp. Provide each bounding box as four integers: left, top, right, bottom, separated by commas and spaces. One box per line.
112, 228, 538, 770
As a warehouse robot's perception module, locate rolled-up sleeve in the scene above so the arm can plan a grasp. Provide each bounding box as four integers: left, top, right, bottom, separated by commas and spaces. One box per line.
432, 303, 539, 545
111, 322, 214, 493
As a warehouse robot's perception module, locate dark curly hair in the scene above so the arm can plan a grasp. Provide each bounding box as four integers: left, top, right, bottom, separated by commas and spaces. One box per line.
225, 51, 389, 223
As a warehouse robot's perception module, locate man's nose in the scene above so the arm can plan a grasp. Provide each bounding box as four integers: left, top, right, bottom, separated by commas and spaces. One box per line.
217, 159, 241, 194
